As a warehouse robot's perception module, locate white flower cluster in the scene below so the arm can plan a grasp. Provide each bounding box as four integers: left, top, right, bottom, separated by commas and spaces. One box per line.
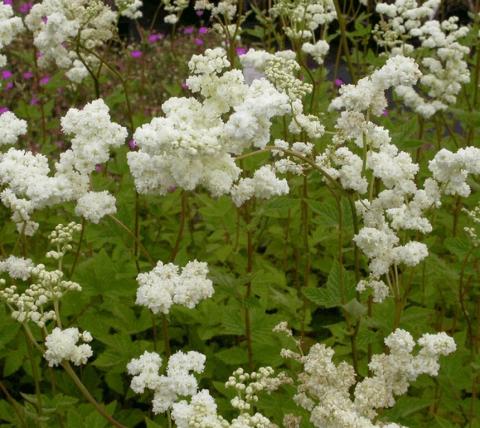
24, 0, 137, 83
302, 40, 330, 65
44, 327, 93, 367
323, 56, 480, 300
128, 48, 291, 200
231, 165, 289, 207
0, 99, 126, 234
75, 191, 116, 224
329, 55, 421, 116
291, 329, 456, 428
428, 147, 480, 197
115, 0, 143, 19
0, 256, 34, 281
163, 0, 189, 24
172, 366, 289, 427
0, 112, 27, 147
270, 0, 336, 40
194, 0, 238, 21
0, 3, 24, 69
375, 0, 470, 117
135, 260, 214, 314
0, 263, 81, 327
127, 350, 206, 414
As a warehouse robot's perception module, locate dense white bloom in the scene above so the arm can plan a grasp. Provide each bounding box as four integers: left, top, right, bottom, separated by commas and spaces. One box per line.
0, 112, 28, 146
115, 0, 143, 19
330, 55, 421, 115
0, 100, 125, 233
25, 0, 117, 82
135, 260, 214, 314
302, 40, 330, 65
291, 329, 455, 427
0, 4, 24, 69
61, 99, 127, 174
129, 49, 291, 199
75, 191, 116, 223
429, 147, 480, 197
356, 278, 389, 303
375, 1, 469, 117
0, 256, 34, 281
231, 165, 289, 207
270, 0, 336, 39
127, 350, 206, 414
44, 327, 93, 367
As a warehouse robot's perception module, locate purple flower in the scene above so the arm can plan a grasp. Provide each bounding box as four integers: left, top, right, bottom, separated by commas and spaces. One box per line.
41, 16, 48, 24
198, 26, 208, 34
194, 38, 204, 46
39, 76, 50, 85
236, 47, 247, 56
183, 26, 194, 34
196, 10, 204, 16
334, 78, 344, 87
382, 109, 388, 117
95, 164, 104, 173
0, 107, 9, 115
1, 70, 12, 80
30, 96, 39, 105
5, 82, 13, 90
148, 33, 163, 43
181, 82, 188, 90
3, 0, 13, 5
19, 2, 33, 14
131, 50, 142, 58
23, 71, 34, 80
128, 139, 138, 150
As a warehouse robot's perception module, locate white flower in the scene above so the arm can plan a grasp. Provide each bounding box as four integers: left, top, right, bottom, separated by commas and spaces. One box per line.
44, 327, 93, 367
0, 112, 27, 146
0, 256, 34, 280
135, 260, 214, 314
302, 40, 330, 65
0, 4, 24, 70
75, 190, 116, 224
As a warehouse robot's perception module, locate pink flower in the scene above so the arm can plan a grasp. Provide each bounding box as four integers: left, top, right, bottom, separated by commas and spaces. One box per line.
1, 70, 12, 80
30, 96, 39, 105
0, 107, 9, 115
183, 26, 194, 34
196, 10, 204, 16
54, 141, 65, 149
194, 38, 204, 46
95, 164, 104, 173
382, 109, 388, 117
148, 33, 163, 43
41, 16, 47, 24
39, 76, 50, 85
236, 47, 247, 56
181, 82, 188, 90
128, 139, 138, 150
5, 82, 13, 90
23, 71, 34, 80
198, 26, 208, 34
19, 2, 33, 14
334, 78, 344, 87
131, 50, 142, 58
3, 0, 12, 5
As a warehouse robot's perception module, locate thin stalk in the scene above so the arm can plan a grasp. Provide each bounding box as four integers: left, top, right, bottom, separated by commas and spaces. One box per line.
332, 0, 357, 82
62, 362, 127, 428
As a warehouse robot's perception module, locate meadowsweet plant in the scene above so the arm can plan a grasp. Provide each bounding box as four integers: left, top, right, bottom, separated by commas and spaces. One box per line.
0, 0, 479, 427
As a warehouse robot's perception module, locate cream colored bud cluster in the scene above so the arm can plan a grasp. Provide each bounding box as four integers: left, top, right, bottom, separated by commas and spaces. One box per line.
265, 56, 312, 101
0, 263, 81, 327
463, 205, 480, 247
46, 222, 82, 260
226, 367, 292, 412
